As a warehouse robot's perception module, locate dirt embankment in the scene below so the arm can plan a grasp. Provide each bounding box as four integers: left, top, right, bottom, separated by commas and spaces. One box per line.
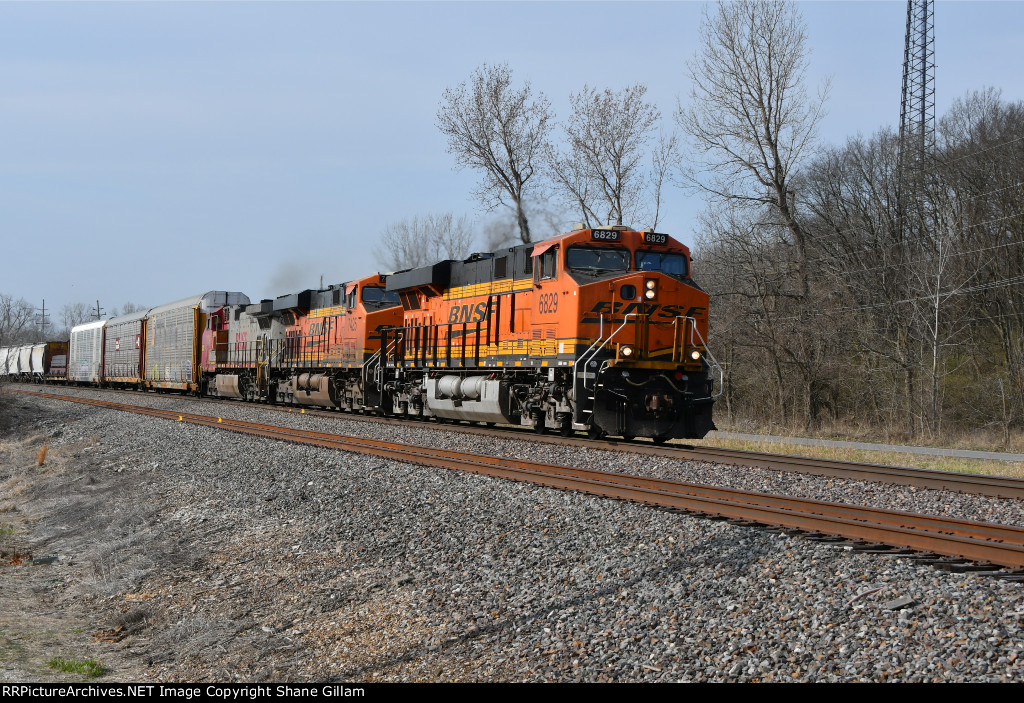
0, 396, 311, 682
1, 396, 151, 680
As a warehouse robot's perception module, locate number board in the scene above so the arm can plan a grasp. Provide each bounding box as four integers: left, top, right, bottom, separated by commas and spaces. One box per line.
643, 232, 669, 245
591, 229, 621, 242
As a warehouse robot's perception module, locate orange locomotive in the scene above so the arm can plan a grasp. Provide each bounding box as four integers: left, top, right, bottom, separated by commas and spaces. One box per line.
380, 226, 720, 441
203, 274, 402, 409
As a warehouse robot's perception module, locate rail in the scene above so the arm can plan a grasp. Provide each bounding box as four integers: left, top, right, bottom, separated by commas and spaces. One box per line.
11, 385, 1024, 499
12, 387, 1024, 570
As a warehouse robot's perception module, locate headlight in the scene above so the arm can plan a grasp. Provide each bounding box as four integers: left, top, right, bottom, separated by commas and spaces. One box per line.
645, 280, 656, 290
690, 350, 702, 361
644, 288, 656, 300
620, 344, 635, 358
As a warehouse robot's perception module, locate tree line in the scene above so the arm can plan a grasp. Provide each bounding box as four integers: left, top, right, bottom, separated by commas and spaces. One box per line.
383, 0, 1022, 441
707, 86, 1024, 440
0, 297, 145, 348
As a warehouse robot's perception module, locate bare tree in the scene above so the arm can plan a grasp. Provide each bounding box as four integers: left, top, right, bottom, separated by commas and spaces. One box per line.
117, 302, 147, 316
437, 63, 553, 243
549, 85, 673, 229
61, 302, 94, 331
680, 0, 832, 428
373, 213, 476, 271
678, 0, 829, 288
0, 294, 35, 347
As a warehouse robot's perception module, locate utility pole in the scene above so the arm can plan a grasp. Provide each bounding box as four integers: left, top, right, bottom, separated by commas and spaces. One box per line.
91, 300, 105, 321
36, 299, 50, 337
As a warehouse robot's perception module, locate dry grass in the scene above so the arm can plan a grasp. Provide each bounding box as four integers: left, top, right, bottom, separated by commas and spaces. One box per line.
686, 435, 1024, 479
717, 417, 1024, 454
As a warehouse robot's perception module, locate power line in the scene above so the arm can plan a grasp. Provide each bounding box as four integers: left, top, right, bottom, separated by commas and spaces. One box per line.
811, 208, 1024, 276
713, 271, 1024, 322
940, 133, 1024, 167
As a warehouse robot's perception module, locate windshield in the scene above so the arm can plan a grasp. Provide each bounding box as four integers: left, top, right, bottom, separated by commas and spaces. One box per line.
361, 286, 400, 305
636, 251, 688, 276
566, 246, 630, 272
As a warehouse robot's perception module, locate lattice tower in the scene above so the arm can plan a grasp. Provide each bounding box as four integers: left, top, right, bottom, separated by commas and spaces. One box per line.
899, 0, 936, 174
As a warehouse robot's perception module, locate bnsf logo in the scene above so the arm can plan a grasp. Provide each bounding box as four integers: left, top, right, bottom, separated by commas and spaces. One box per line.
581, 301, 706, 323
448, 302, 489, 324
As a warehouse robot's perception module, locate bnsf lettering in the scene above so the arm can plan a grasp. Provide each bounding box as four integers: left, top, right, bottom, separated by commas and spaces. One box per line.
309, 322, 326, 335
537, 292, 559, 314
447, 302, 488, 324
581, 301, 706, 323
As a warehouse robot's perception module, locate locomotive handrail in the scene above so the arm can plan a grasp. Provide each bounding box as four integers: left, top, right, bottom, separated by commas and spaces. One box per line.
373, 332, 403, 386
679, 315, 723, 399
364, 348, 382, 388
575, 313, 636, 393
267, 338, 287, 368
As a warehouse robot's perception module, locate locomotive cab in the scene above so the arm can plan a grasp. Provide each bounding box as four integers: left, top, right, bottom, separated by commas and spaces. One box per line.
549, 227, 718, 440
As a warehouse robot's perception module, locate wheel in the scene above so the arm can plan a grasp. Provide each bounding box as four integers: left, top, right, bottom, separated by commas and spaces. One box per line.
652, 436, 668, 445
622, 435, 635, 442
559, 425, 574, 437
587, 425, 604, 440
534, 421, 547, 435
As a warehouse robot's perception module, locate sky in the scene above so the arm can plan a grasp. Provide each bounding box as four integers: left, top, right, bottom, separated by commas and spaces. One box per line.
1, 1, 1022, 322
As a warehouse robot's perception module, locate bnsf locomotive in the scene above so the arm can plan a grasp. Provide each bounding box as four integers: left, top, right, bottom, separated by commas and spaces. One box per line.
0, 226, 719, 441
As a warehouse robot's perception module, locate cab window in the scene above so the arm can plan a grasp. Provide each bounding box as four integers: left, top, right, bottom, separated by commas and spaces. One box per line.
361, 286, 400, 305
636, 251, 688, 276
567, 246, 630, 272
535, 247, 559, 281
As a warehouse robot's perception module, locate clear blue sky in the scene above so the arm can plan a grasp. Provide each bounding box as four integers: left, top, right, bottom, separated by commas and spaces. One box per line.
1, 1, 1021, 318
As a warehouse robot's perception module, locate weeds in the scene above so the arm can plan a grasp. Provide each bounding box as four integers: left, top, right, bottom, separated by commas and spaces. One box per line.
688, 436, 1024, 478
47, 656, 108, 678
716, 418, 1024, 454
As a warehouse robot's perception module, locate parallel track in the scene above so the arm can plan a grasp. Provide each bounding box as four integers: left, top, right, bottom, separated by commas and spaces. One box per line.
9, 383, 1024, 499
11, 387, 1024, 571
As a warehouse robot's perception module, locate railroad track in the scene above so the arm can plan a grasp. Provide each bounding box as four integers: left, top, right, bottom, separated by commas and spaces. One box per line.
11, 387, 1024, 573
9, 384, 1024, 499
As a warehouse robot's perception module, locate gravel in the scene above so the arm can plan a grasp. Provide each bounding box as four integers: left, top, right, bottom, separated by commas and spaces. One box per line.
23, 385, 1024, 528
3, 386, 1024, 682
